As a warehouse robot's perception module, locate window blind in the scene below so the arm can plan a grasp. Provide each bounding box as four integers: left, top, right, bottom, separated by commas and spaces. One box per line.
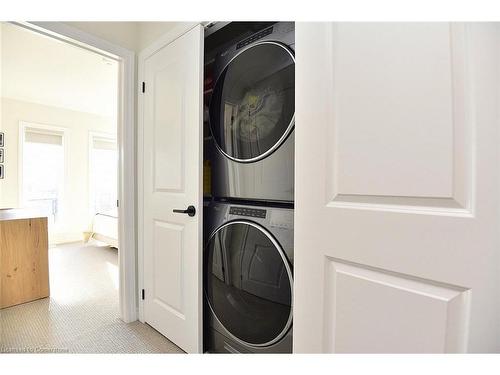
25, 128, 63, 145
93, 137, 117, 151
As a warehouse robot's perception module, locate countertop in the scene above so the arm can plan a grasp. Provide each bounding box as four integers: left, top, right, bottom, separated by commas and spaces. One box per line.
0, 208, 48, 221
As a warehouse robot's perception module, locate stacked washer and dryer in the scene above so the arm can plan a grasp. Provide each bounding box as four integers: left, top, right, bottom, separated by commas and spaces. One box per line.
203, 22, 295, 353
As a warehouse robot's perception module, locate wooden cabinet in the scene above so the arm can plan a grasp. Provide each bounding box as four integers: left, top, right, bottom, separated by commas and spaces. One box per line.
0, 211, 49, 309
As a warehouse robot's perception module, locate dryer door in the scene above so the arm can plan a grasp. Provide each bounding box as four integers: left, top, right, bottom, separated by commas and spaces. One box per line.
209, 42, 295, 163
205, 221, 293, 347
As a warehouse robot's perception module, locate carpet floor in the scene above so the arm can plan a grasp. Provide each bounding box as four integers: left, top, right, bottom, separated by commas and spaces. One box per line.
0, 242, 183, 353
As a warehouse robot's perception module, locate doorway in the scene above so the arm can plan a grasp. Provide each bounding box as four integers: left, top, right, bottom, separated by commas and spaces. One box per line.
0, 21, 137, 325
1, 21, 122, 345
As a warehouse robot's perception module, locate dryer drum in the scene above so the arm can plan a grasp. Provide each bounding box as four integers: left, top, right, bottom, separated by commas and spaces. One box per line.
209, 41, 295, 163
204, 220, 293, 347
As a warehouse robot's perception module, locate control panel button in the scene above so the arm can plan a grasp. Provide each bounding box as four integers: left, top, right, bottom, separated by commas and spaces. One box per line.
229, 206, 267, 219
236, 27, 274, 50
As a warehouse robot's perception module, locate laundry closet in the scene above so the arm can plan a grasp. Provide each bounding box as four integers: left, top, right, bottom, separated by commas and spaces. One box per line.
138, 22, 500, 354
202, 22, 295, 353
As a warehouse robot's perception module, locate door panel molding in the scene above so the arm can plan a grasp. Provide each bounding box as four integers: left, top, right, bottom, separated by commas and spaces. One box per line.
323, 257, 470, 353
325, 23, 474, 216
152, 64, 186, 193
152, 220, 185, 317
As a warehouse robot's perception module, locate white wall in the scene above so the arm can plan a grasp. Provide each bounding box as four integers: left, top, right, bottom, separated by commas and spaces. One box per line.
63, 22, 140, 52
0, 97, 116, 243
2, 22, 119, 117
63, 22, 182, 52
137, 22, 183, 51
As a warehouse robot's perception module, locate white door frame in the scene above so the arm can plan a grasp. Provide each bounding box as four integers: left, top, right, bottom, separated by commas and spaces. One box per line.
137, 22, 200, 323
11, 21, 137, 323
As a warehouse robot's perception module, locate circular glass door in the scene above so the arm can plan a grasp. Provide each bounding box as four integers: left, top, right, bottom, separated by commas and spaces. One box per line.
204, 221, 293, 347
209, 42, 295, 163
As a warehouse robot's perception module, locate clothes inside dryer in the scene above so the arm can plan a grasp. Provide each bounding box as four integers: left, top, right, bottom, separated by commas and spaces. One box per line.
209, 42, 295, 162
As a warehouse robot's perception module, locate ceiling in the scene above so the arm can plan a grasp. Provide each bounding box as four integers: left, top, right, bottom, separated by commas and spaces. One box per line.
1, 23, 119, 117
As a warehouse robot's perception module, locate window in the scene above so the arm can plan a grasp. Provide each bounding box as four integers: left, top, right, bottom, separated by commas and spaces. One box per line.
22, 126, 65, 226
89, 135, 117, 215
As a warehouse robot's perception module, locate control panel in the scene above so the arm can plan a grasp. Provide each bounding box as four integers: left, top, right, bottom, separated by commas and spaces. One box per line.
229, 206, 267, 219
236, 26, 273, 50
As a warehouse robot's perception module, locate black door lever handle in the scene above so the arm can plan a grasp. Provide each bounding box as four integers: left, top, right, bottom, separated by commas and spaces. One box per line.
173, 205, 196, 217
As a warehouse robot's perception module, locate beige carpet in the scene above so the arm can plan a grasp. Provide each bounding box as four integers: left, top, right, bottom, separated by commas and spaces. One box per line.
0, 242, 183, 353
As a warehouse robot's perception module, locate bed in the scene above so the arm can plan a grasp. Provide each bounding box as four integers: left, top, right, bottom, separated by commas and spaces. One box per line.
89, 208, 118, 248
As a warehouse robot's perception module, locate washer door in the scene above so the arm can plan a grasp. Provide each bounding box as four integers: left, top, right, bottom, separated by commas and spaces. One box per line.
209, 42, 295, 163
205, 221, 293, 347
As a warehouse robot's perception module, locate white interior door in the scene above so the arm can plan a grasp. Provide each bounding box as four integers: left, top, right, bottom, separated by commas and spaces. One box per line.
142, 25, 203, 353
294, 23, 500, 353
